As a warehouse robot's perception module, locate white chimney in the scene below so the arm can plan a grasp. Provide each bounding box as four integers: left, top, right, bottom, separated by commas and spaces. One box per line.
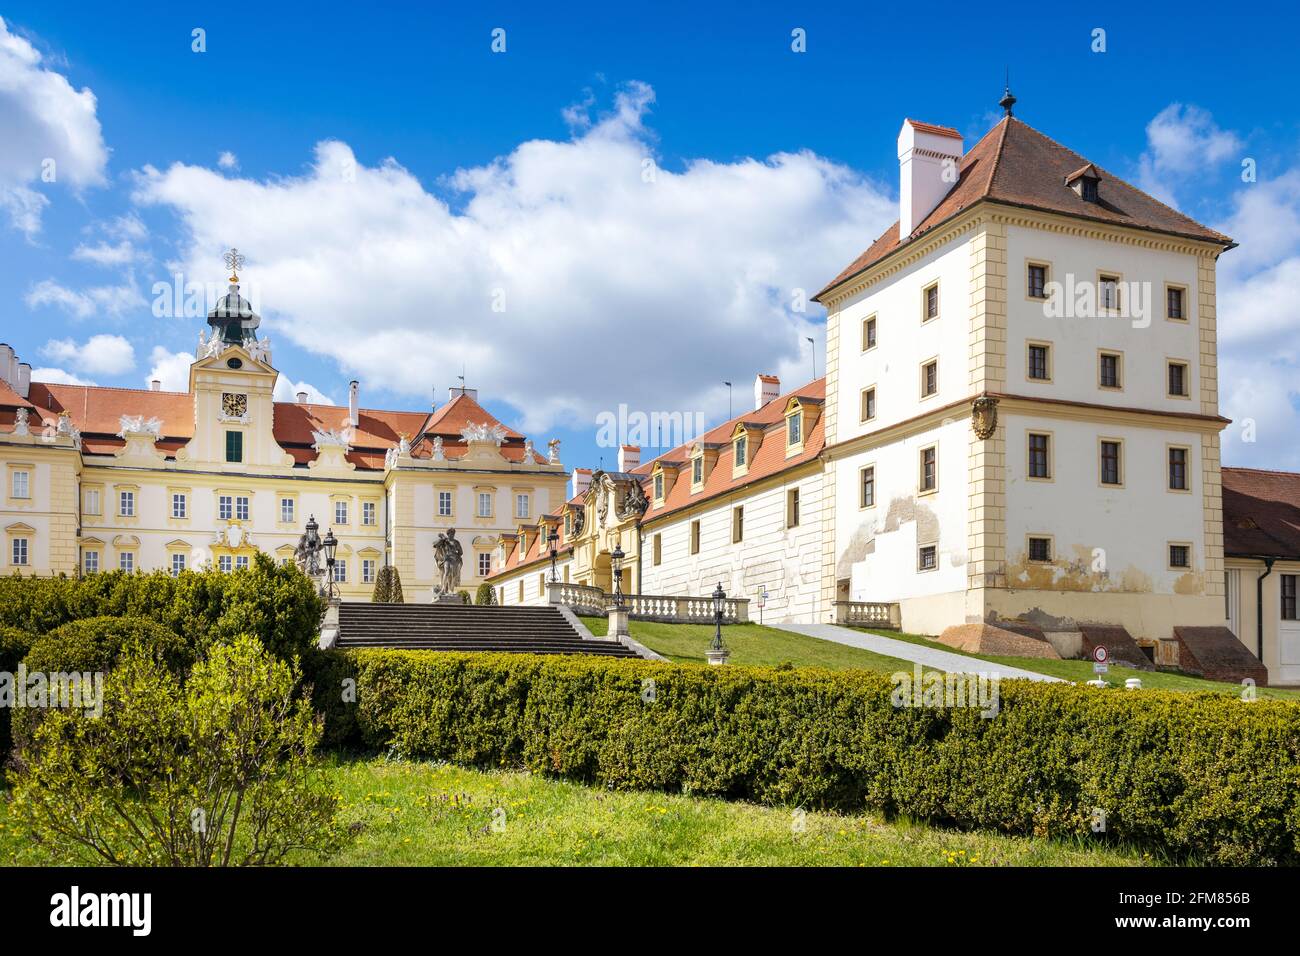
618, 445, 640, 472
449, 385, 479, 403
296, 390, 308, 404
754, 373, 780, 410
898, 119, 963, 240
0, 344, 12, 387
150, 379, 161, 392
571, 468, 592, 499
348, 380, 359, 426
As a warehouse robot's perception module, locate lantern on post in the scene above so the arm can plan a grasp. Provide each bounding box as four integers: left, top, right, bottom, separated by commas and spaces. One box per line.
706, 581, 730, 665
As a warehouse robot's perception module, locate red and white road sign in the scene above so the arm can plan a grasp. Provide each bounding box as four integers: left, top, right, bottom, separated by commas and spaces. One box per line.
1092, 645, 1109, 665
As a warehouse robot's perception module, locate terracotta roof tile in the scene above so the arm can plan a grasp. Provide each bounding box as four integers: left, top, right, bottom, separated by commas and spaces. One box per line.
1222, 467, 1300, 559
816, 116, 1234, 301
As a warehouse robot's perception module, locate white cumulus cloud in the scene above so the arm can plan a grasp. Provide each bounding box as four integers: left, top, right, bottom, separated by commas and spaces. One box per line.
131, 82, 893, 436
30, 366, 95, 386
40, 333, 135, 376
144, 346, 194, 392
273, 375, 333, 405
26, 273, 146, 319
0, 16, 109, 236
1137, 104, 1242, 206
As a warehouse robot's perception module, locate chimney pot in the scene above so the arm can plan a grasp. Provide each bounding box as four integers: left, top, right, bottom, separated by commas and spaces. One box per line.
348, 380, 359, 426
897, 119, 964, 240
617, 445, 641, 472
296, 391, 308, 404
571, 468, 593, 499
150, 379, 161, 392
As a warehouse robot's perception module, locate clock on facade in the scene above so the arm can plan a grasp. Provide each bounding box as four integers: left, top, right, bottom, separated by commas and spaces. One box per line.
221, 393, 248, 418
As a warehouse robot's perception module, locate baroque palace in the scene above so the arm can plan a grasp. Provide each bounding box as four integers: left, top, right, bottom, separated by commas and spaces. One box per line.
2, 98, 1298, 684
487, 98, 1300, 687
0, 261, 567, 599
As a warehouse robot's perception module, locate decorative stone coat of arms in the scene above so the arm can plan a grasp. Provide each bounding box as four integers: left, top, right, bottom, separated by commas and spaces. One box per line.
971, 396, 999, 440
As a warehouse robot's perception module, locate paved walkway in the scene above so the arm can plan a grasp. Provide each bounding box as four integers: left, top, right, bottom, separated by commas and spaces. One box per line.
772, 622, 1065, 683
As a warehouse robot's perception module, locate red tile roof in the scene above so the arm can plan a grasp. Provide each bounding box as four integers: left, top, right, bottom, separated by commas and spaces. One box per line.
16, 381, 545, 470
1222, 467, 1300, 560
0, 379, 33, 410
905, 119, 962, 139
816, 116, 1234, 302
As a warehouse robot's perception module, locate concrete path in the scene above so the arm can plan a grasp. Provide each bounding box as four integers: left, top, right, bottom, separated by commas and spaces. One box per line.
772, 622, 1065, 683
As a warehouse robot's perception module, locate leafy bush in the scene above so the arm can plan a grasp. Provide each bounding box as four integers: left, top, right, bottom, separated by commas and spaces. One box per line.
23, 616, 195, 677
0, 554, 323, 666
309, 651, 1300, 865
371, 566, 403, 604
0, 624, 35, 758
8, 635, 343, 866
475, 583, 497, 606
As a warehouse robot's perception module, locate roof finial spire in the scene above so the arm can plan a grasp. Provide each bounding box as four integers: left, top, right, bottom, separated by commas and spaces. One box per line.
999, 69, 1016, 117
222, 247, 245, 284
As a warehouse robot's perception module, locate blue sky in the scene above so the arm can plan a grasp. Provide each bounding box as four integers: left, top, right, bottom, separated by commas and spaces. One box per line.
2, 0, 1298, 471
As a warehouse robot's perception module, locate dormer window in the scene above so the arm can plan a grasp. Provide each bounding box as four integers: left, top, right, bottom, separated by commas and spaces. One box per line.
691, 455, 703, 486
734, 434, 747, 468
1066, 163, 1103, 204
653, 472, 664, 501
787, 413, 801, 447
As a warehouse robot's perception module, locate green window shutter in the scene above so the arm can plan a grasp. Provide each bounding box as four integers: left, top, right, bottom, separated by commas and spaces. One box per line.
226, 430, 243, 463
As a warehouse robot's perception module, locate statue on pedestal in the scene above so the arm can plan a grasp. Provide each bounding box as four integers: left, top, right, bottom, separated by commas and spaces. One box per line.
433, 528, 464, 599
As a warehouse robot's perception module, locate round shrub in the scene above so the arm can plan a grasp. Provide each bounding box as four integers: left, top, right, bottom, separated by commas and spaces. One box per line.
24, 615, 194, 677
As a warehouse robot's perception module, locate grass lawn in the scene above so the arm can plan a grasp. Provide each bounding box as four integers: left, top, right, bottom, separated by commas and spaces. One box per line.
0, 756, 1155, 867
580, 616, 922, 673
862, 628, 1300, 700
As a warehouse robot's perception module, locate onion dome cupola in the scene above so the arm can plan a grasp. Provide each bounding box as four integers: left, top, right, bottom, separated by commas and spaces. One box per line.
207, 247, 262, 346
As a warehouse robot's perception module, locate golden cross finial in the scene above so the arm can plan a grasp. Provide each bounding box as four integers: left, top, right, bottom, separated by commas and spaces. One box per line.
223, 247, 245, 283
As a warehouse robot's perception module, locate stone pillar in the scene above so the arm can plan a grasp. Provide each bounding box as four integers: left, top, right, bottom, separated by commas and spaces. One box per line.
607, 604, 629, 640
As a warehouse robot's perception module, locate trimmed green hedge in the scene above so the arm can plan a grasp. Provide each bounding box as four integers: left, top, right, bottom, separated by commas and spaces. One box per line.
308, 650, 1300, 865
24, 616, 196, 677
0, 553, 323, 665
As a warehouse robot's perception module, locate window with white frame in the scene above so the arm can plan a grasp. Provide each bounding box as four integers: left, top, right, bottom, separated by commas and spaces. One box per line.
477, 492, 492, 517
84, 550, 99, 574
219, 495, 233, 520
235, 555, 249, 571
281, 498, 295, 523
84, 488, 100, 515
363, 558, 377, 583
11, 469, 29, 498
438, 490, 453, 516
12, 538, 29, 566
172, 493, 187, 519
119, 490, 135, 517
515, 494, 529, 519
219, 555, 233, 573
171, 552, 186, 576
335, 500, 349, 525
478, 553, 491, 577
333, 560, 347, 583
362, 501, 376, 526
119, 551, 134, 572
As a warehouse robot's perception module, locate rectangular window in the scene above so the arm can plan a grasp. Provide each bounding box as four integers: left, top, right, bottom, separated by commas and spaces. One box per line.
653, 473, 664, 501
11, 470, 29, 498
1027, 263, 1048, 299
692, 456, 704, 484
12, 538, 28, 566
119, 551, 134, 572
1028, 433, 1051, 480
235, 555, 249, 571
1168, 447, 1189, 491
329, 560, 345, 583
335, 500, 349, 525
862, 315, 877, 350
84, 488, 100, 515
732, 506, 744, 544
1100, 440, 1122, 486
690, 519, 701, 555
1099, 352, 1122, 389
281, 498, 295, 523
515, 494, 529, 519
219, 555, 232, 573
438, 490, 453, 516
477, 553, 492, 577
734, 436, 747, 468
1099, 274, 1120, 311
1169, 544, 1191, 569
119, 490, 135, 517
1028, 344, 1050, 381
172, 493, 187, 519
363, 558, 377, 584
1167, 361, 1189, 397
918, 545, 937, 572
219, 495, 233, 520
860, 387, 876, 422
787, 414, 802, 446
1282, 575, 1297, 620
1028, 536, 1052, 562
923, 282, 939, 321
653, 533, 662, 566
363, 501, 377, 525
84, 550, 99, 574
860, 466, 875, 508
919, 446, 937, 493
921, 359, 938, 398
477, 492, 492, 517
171, 552, 186, 576
1166, 285, 1185, 320
225, 430, 243, 463
236, 496, 250, 521
787, 488, 800, 528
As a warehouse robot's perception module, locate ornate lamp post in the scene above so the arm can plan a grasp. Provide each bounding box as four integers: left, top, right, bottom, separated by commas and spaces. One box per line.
610, 543, 626, 608
706, 581, 730, 665
547, 528, 560, 583
322, 528, 339, 601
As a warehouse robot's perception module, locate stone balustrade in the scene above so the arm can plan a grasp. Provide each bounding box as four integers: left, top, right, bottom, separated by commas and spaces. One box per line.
548, 582, 749, 624
833, 600, 901, 629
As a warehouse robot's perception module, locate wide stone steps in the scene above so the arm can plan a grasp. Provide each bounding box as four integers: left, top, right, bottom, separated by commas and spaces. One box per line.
336, 602, 640, 659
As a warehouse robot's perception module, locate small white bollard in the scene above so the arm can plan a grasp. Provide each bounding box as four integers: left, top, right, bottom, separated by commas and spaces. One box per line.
1125, 677, 1142, 690
1086, 678, 1108, 688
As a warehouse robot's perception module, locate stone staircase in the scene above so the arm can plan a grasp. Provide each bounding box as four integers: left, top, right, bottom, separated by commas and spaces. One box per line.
336, 602, 643, 658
